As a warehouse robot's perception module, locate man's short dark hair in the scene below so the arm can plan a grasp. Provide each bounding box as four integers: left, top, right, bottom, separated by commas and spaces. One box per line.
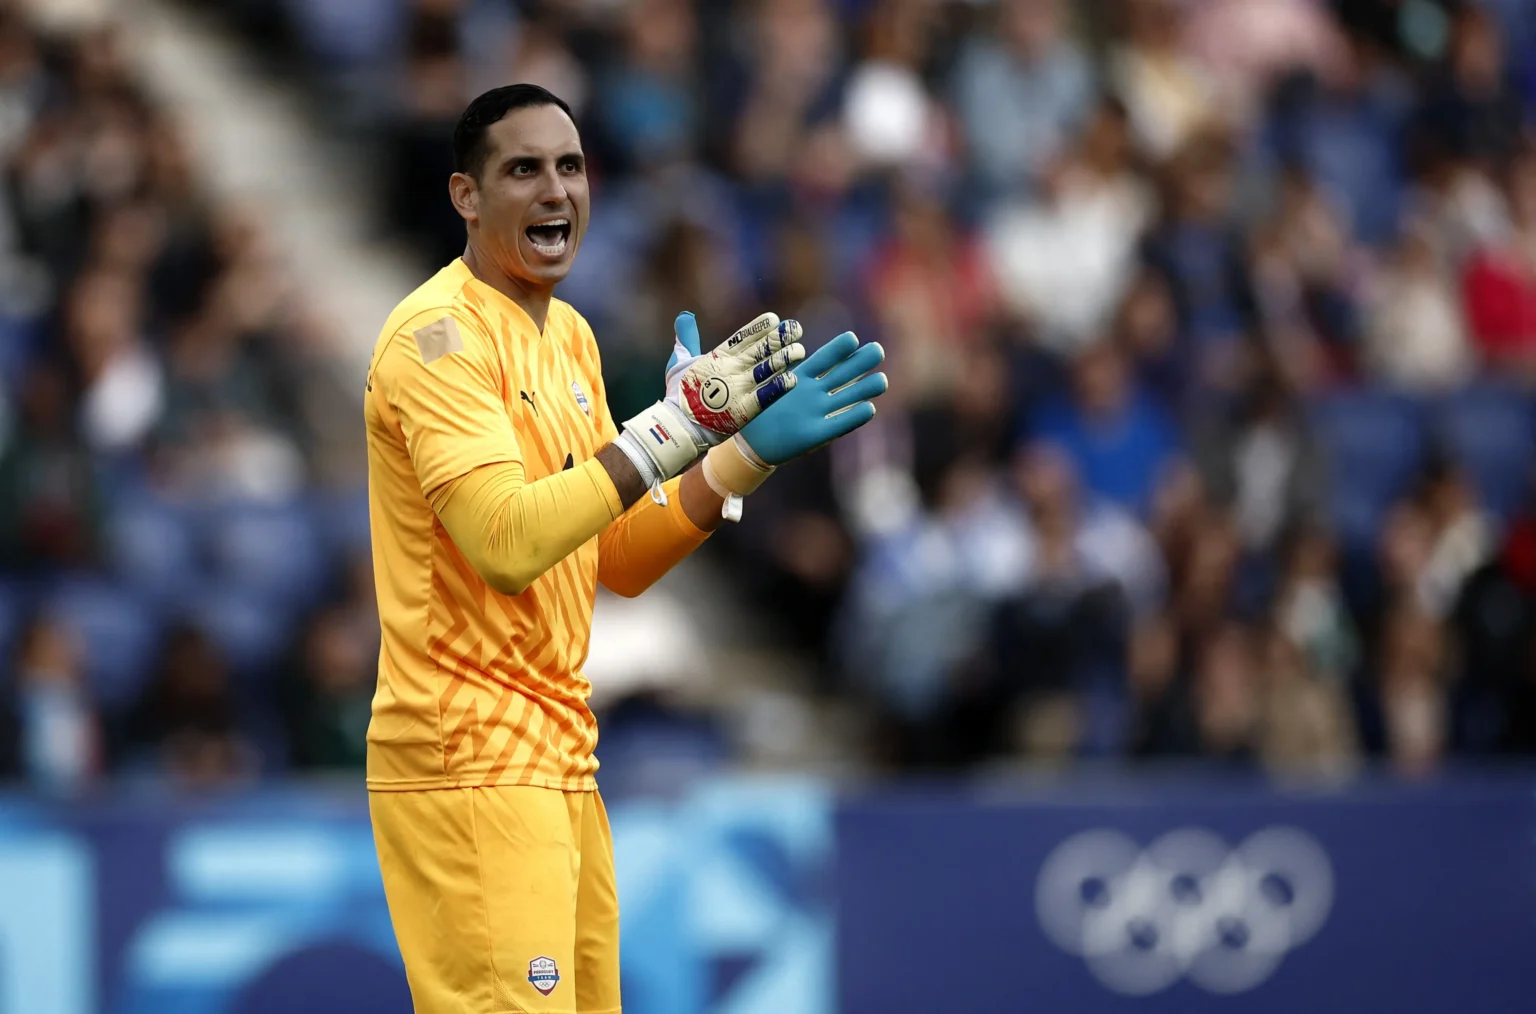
453, 84, 574, 180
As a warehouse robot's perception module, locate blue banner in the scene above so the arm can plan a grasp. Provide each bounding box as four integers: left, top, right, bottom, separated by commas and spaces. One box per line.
0, 778, 831, 1014
836, 773, 1536, 1014
3, 773, 1533, 1014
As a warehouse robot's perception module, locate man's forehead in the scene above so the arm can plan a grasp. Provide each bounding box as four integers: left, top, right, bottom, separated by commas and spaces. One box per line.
486, 105, 582, 158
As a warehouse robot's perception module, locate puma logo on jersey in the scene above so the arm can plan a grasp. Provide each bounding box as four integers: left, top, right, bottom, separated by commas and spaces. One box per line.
520, 390, 538, 414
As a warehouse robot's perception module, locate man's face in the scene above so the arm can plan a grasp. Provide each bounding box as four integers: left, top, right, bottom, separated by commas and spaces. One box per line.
455, 104, 589, 290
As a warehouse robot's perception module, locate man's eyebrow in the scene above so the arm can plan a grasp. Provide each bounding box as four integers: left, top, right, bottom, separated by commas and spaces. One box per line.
498, 151, 584, 168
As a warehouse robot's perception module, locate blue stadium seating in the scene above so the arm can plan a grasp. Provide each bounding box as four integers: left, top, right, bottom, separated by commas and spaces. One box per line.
206, 499, 328, 611
312, 486, 371, 561
185, 583, 294, 681
0, 578, 29, 685
1431, 385, 1535, 521
43, 576, 161, 710
105, 492, 200, 610
1309, 389, 1426, 548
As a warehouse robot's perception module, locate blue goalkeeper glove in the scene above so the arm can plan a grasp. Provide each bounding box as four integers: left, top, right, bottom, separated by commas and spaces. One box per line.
700, 331, 887, 520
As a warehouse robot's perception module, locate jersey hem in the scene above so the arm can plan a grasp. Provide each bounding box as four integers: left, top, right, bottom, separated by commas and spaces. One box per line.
366, 773, 598, 792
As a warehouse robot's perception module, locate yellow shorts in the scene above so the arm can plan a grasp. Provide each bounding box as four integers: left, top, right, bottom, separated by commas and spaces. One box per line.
370, 786, 621, 1014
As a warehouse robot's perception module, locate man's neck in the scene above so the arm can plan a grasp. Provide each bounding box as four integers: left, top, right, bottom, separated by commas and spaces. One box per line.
462, 244, 552, 333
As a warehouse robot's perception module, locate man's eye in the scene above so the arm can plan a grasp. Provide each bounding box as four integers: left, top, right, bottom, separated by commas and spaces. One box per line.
561, 161, 581, 173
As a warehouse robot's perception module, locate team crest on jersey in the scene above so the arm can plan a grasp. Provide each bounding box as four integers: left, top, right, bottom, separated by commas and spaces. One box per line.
528, 956, 560, 996
571, 380, 591, 416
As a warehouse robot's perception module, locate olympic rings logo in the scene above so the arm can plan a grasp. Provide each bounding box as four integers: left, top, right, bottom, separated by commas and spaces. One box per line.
1035, 827, 1334, 996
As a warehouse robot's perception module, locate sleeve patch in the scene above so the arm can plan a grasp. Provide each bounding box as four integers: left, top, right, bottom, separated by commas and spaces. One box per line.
413, 316, 464, 364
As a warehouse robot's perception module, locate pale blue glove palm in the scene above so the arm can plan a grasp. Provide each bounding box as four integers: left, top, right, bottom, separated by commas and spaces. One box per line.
737, 331, 887, 466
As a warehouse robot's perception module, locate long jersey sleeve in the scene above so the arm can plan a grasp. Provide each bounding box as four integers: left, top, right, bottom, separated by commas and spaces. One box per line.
596, 475, 710, 597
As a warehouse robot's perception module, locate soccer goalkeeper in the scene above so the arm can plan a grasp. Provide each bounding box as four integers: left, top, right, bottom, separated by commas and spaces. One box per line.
363, 83, 887, 1014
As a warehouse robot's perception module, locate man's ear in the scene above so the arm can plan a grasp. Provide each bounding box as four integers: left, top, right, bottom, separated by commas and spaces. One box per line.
449, 172, 478, 224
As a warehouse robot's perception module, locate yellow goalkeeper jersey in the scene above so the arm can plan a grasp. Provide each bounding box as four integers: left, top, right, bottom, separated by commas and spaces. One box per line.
363, 258, 623, 792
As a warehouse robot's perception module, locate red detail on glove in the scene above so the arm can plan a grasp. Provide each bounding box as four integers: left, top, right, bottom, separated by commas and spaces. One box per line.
681, 373, 736, 433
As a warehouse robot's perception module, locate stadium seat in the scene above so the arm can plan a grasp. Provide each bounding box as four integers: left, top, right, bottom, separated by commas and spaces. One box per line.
43, 576, 161, 710
1431, 385, 1536, 521
206, 499, 328, 610
0, 312, 41, 383
105, 492, 200, 609
0, 578, 30, 687
312, 485, 371, 560
593, 712, 730, 797
185, 584, 294, 681
1309, 389, 1426, 548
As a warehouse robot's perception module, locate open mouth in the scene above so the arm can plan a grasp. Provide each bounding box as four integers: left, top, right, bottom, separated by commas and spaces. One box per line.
524, 218, 571, 259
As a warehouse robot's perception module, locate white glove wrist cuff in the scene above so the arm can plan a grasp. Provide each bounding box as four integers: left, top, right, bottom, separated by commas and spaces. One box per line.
618, 401, 706, 481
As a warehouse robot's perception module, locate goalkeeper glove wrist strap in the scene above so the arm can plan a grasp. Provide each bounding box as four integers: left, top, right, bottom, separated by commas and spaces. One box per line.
701, 435, 775, 522
615, 401, 711, 504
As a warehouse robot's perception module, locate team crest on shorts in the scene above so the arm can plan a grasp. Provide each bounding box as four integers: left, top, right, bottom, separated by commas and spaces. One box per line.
528, 956, 560, 996
571, 380, 591, 416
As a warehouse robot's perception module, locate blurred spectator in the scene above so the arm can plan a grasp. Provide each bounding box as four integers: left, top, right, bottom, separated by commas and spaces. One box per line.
504, 10, 588, 123
1248, 167, 1358, 387
1406, 148, 1509, 265
1264, 45, 1415, 248
842, 0, 946, 175
725, 0, 846, 190
1414, 459, 1496, 619
0, 362, 101, 570
0, 7, 43, 162
384, 9, 467, 267
282, 604, 374, 771
1363, 219, 1473, 390
11, 616, 100, 794
1026, 340, 1182, 517
1114, 267, 1183, 406
1192, 621, 1260, 763
1184, 0, 1350, 124
65, 267, 163, 453
12, 0, 1536, 787
1256, 621, 1359, 777
866, 179, 997, 407
120, 624, 256, 787
988, 98, 1153, 354
836, 456, 997, 760
1126, 612, 1189, 755
1463, 151, 1536, 376
1453, 496, 1536, 753
1171, 505, 1244, 644
765, 213, 857, 351
1274, 524, 1358, 689
1107, 0, 1217, 160
1191, 351, 1328, 555
952, 0, 1094, 201
1378, 600, 1447, 775
592, 0, 699, 173
1142, 129, 1254, 389
1414, 4, 1525, 167
1008, 444, 1167, 617
975, 445, 1160, 756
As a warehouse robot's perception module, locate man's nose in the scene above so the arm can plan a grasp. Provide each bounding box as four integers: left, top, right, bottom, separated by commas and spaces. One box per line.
535, 168, 568, 206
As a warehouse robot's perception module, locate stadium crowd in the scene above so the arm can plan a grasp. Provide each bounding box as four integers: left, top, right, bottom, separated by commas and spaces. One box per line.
9, 0, 1536, 791
0, 2, 372, 790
